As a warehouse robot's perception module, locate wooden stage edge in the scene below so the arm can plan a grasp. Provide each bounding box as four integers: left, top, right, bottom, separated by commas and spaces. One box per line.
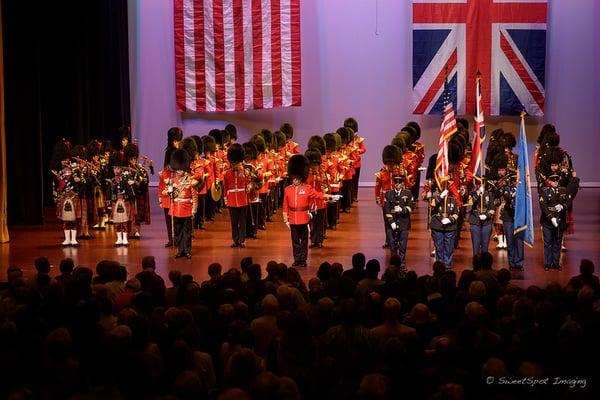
3, 188, 600, 288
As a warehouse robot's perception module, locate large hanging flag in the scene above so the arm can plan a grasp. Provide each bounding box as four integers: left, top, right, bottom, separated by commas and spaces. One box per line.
514, 111, 534, 247
469, 73, 485, 176
434, 81, 458, 189
412, 0, 547, 116
174, 0, 301, 112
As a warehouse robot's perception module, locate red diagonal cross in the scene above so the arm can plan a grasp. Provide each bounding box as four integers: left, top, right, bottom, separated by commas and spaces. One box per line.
413, 0, 547, 115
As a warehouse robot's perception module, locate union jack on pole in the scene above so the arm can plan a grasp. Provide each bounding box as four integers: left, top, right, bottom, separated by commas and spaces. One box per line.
434, 80, 458, 189
412, 0, 547, 116
469, 73, 485, 176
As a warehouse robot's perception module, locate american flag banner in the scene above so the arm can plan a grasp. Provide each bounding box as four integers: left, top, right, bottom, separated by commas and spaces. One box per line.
174, 0, 301, 112
468, 74, 485, 176
434, 82, 458, 189
412, 0, 547, 116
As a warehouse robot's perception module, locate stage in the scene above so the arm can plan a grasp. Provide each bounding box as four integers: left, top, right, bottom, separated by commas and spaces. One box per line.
3, 188, 599, 287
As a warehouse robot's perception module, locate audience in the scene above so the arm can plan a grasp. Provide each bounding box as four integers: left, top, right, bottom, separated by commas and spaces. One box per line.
0, 252, 597, 399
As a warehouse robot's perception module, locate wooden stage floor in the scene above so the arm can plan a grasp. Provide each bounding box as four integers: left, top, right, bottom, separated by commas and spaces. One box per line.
3, 188, 600, 287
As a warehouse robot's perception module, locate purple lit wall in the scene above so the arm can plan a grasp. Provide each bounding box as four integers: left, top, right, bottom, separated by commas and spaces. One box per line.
128, 0, 600, 186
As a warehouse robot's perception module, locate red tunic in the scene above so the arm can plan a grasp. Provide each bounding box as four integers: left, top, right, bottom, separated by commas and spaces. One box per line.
223, 165, 250, 208
283, 183, 325, 225
257, 153, 271, 194
168, 174, 194, 218
191, 158, 210, 195
374, 165, 404, 205
353, 136, 366, 168
158, 169, 175, 209
326, 152, 342, 193
306, 168, 328, 210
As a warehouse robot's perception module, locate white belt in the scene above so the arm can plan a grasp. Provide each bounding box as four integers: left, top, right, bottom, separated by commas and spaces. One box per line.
174, 198, 193, 203
227, 188, 246, 193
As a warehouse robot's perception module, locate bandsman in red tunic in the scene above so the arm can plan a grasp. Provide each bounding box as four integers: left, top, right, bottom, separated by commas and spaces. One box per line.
283, 155, 335, 267
188, 136, 209, 230
324, 133, 343, 230
344, 117, 367, 202
223, 144, 252, 248
158, 165, 176, 247
166, 149, 196, 259
242, 142, 264, 239
281, 122, 300, 157
305, 149, 329, 248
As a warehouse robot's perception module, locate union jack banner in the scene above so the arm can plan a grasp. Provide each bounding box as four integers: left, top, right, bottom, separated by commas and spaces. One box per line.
468, 74, 485, 176
174, 0, 301, 112
412, 0, 547, 116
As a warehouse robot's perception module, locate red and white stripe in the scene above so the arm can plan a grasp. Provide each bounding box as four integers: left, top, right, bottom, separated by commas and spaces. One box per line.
175, 0, 301, 112
435, 100, 457, 189
469, 75, 484, 175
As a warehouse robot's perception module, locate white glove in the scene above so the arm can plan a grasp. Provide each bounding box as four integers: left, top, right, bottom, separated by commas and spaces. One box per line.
167, 185, 174, 194
477, 186, 484, 195
440, 190, 448, 199
554, 204, 563, 212
331, 194, 341, 201
394, 205, 402, 213
441, 217, 451, 225
479, 214, 487, 221
551, 217, 558, 228
285, 221, 291, 229
390, 222, 398, 230
426, 191, 432, 199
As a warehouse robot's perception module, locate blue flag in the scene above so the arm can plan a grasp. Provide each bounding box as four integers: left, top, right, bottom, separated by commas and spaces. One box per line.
514, 112, 534, 247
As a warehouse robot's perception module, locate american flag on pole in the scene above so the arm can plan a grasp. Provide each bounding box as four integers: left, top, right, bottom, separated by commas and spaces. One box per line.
412, 0, 547, 116
434, 80, 458, 189
468, 73, 485, 176
174, 0, 301, 112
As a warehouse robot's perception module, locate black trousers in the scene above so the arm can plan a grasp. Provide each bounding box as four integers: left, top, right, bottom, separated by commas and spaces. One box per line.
229, 206, 247, 244
246, 202, 260, 237
258, 193, 268, 227
163, 208, 173, 241
327, 200, 338, 229
411, 170, 421, 201
310, 208, 326, 245
291, 224, 309, 263
173, 217, 192, 254
205, 194, 217, 220
341, 179, 353, 211
352, 167, 361, 201
194, 194, 206, 228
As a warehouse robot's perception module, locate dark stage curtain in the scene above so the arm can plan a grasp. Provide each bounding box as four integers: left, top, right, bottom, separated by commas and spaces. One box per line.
2, 0, 131, 225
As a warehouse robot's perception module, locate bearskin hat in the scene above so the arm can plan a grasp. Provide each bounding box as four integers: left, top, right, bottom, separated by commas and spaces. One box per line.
262, 129, 274, 150
70, 145, 87, 160
401, 126, 417, 145
308, 135, 326, 156
251, 134, 267, 153
87, 140, 102, 160
167, 127, 183, 145
202, 135, 217, 153
336, 127, 351, 144
406, 121, 421, 141
275, 131, 287, 149
170, 149, 191, 171
191, 135, 204, 155
344, 117, 358, 133
546, 146, 564, 165
333, 132, 342, 150
537, 124, 556, 144
324, 133, 336, 152
391, 136, 406, 153
451, 133, 467, 151
305, 149, 322, 165
448, 141, 463, 164
118, 126, 132, 140
543, 131, 560, 147
243, 142, 258, 160
287, 154, 309, 181
224, 123, 238, 140
208, 129, 222, 145
493, 154, 508, 170
489, 128, 505, 144
503, 132, 516, 149
456, 117, 469, 131
220, 129, 231, 146
180, 137, 198, 159
227, 143, 245, 164
280, 123, 294, 139
382, 145, 402, 165
123, 143, 139, 161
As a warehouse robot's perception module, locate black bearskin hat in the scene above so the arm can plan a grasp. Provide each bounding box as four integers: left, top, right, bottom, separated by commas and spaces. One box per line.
308, 135, 326, 156
546, 147, 564, 165
503, 132, 516, 149
123, 143, 139, 161
181, 137, 198, 159
456, 117, 469, 131
287, 154, 309, 181
251, 134, 267, 153
537, 124, 556, 144
167, 127, 183, 146
191, 135, 204, 155
275, 131, 287, 149
543, 131, 560, 147
382, 145, 402, 165
336, 127, 350, 144
227, 143, 245, 164
119, 126, 132, 141
208, 129, 222, 145
243, 142, 258, 160
406, 121, 421, 141
305, 149, 322, 165
224, 124, 238, 140
220, 129, 231, 146
280, 123, 294, 139
489, 128, 505, 144
202, 135, 217, 153
333, 132, 342, 150
391, 136, 406, 153
493, 154, 508, 170
448, 141, 463, 164
400, 126, 417, 145
70, 145, 87, 160
87, 140, 102, 160
170, 149, 191, 171
344, 117, 358, 133
324, 133, 336, 152
451, 134, 467, 152
261, 129, 274, 150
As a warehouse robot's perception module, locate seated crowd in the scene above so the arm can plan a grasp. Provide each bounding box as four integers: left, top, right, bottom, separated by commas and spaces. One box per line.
0, 253, 599, 399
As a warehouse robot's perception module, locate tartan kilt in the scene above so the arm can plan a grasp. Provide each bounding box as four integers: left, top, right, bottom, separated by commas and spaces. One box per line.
135, 192, 151, 225
111, 199, 132, 224
57, 194, 85, 222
